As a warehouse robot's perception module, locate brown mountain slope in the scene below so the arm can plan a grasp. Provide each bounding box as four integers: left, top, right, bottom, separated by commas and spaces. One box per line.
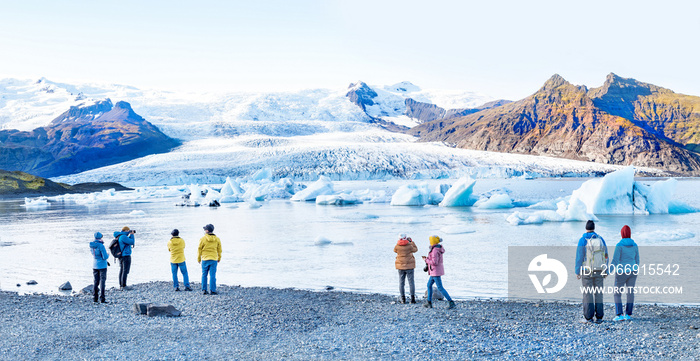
410, 74, 700, 175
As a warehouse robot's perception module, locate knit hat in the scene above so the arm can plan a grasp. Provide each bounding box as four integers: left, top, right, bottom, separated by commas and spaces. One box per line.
398, 233, 407, 240
585, 220, 595, 231
171, 229, 179, 237
94, 232, 103, 239
429, 235, 442, 246
621, 225, 631, 239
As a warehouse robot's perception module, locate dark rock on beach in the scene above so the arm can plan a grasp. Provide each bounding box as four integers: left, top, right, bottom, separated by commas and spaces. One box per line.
146, 304, 181, 317
58, 282, 72, 291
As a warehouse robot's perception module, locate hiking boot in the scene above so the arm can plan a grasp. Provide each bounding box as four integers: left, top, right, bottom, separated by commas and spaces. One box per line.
400, 296, 406, 304
93, 297, 98, 303
184, 287, 193, 292
579, 318, 594, 324
594, 318, 603, 324
100, 298, 106, 303
210, 291, 218, 295
175, 287, 180, 292
448, 300, 456, 309
423, 301, 432, 308
203, 290, 209, 295
613, 315, 625, 322
410, 295, 416, 304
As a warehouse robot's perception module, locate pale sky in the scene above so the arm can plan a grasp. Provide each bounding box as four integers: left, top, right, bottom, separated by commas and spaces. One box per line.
1, 0, 698, 100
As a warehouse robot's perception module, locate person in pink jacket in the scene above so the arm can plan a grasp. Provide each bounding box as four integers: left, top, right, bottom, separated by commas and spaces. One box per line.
422, 235, 456, 309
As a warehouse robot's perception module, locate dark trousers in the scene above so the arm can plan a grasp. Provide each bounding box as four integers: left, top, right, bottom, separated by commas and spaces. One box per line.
119, 256, 131, 288
614, 273, 637, 316
93, 268, 107, 301
582, 272, 604, 320
398, 269, 415, 298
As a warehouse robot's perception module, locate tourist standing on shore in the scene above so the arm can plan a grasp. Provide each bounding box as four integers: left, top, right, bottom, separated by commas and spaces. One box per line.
611, 225, 639, 321
115, 226, 136, 290
168, 229, 192, 292
394, 233, 418, 304
575, 220, 609, 323
198, 224, 222, 295
89, 232, 109, 303
422, 235, 456, 309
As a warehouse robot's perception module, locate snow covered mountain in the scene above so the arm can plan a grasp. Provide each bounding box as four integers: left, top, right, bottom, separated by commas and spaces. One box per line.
0, 78, 497, 136
345, 81, 500, 127
0, 77, 668, 186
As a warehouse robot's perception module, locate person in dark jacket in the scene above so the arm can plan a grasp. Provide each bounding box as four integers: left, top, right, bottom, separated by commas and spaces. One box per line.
611, 225, 640, 321
89, 232, 110, 303
114, 226, 136, 290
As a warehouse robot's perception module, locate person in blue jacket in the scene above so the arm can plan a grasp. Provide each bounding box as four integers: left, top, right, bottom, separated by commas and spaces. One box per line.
574, 220, 609, 323
114, 226, 136, 290
611, 225, 640, 321
89, 232, 110, 303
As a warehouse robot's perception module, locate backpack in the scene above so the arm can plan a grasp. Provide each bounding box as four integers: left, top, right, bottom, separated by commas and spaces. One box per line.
109, 236, 123, 259
585, 235, 606, 272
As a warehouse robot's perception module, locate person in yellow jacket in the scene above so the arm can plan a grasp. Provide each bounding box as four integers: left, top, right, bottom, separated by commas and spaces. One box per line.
198, 223, 222, 295
168, 229, 192, 292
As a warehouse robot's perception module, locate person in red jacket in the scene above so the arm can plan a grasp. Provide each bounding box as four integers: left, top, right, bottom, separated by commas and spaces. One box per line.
394, 233, 418, 304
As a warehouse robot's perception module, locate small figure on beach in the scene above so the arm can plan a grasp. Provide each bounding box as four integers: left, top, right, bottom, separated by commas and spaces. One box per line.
114, 226, 136, 290
89, 232, 109, 303
422, 235, 456, 309
611, 225, 639, 321
394, 233, 418, 304
575, 220, 609, 323
198, 224, 222, 295
168, 229, 192, 292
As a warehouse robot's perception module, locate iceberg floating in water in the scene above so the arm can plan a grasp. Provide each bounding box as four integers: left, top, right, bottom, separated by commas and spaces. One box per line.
316, 193, 361, 206
507, 166, 695, 225
475, 193, 514, 209
22, 197, 50, 210
391, 183, 443, 206
439, 177, 477, 207
291, 176, 334, 202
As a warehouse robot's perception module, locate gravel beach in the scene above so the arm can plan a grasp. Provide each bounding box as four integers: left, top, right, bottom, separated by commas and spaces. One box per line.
1, 282, 698, 360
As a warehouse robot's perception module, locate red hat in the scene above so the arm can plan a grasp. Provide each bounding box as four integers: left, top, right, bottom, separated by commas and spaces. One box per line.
621, 225, 631, 239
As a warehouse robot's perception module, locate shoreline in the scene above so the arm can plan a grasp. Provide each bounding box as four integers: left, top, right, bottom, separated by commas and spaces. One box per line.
2, 281, 699, 360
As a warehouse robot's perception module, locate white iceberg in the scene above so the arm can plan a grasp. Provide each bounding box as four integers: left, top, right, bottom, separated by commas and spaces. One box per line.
220, 177, 244, 197
291, 176, 334, 202
390, 183, 443, 206
316, 193, 361, 205
22, 197, 50, 210
475, 193, 514, 209
506, 166, 693, 225
439, 177, 477, 207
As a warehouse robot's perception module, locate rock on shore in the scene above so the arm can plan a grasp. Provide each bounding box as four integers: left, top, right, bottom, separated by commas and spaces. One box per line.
0, 281, 698, 360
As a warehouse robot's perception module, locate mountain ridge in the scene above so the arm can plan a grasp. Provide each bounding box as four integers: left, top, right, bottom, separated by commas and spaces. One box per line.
410, 73, 700, 175
0, 99, 180, 177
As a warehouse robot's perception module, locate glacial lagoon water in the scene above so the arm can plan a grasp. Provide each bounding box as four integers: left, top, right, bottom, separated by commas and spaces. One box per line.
1, 178, 699, 302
